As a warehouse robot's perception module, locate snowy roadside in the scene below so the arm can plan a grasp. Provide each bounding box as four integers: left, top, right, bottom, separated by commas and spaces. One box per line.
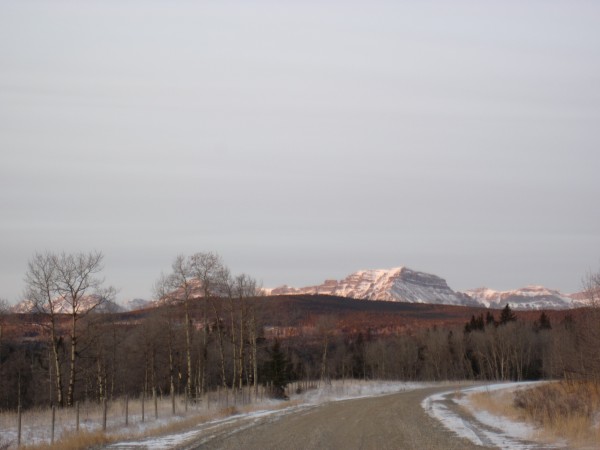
421, 382, 565, 450
107, 380, 435, 449
4, 380, 550, 450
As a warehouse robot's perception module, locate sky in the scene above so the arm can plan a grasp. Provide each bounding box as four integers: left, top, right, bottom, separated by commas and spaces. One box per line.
1, 0, 599, 304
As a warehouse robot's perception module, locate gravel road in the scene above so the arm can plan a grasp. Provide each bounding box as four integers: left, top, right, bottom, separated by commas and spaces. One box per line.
182, 385, 493, 450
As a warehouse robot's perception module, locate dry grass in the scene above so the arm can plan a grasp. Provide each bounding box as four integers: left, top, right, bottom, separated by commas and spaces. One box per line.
14, 404, 248, 450
513, 381, 600, 446
20, 431, 111, 450
0, 387, 268, 450
0, 380, 424, 450
467, 382, 600, 448
468, 388, 523, 422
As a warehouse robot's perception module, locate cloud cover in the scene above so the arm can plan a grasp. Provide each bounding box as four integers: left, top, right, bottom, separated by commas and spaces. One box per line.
1, 0, 599, 303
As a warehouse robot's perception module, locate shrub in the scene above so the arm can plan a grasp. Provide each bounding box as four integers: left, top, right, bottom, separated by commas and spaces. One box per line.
513, 381, 600, 444
514, 382, 595, 425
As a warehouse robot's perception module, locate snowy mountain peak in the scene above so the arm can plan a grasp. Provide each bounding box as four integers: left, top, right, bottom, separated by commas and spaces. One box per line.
12, 295, 124, 314
269, 268, 584, 310
271, 267, 478, 306
464, 286, 575, 310
122, 298, 154, 311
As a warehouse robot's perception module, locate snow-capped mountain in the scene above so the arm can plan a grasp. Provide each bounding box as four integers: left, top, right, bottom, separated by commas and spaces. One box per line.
269, 267, 587, 310
463, 286, 577, 310
271, 267, 479, 307
12, 295, 125, 314
122, 298, 154, 311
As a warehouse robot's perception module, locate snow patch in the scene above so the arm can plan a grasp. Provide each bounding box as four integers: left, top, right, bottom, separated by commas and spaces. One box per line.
422, 382, 564, 449
106, 381, 428, 449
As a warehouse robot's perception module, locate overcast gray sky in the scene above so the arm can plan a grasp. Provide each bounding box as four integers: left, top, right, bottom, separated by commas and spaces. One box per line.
1, 0, 599, 304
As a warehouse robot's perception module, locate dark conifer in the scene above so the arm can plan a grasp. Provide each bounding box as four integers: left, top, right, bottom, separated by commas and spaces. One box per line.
499, 304, 517, 325
535, 311, 552, 330
264, 340, 290, 399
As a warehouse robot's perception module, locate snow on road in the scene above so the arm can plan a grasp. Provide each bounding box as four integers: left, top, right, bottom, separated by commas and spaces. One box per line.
422, 382, 564, 449
107, 381, 565, 450
106, 381, 430, 449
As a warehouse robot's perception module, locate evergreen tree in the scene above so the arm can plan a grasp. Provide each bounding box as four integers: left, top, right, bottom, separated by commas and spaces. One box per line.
535, 312, 551, 331
499, 304, 516, 325
464, 314, 485, 333
475, 314, 485, 330
263, 340, 290, 399
351, 333, 366, 379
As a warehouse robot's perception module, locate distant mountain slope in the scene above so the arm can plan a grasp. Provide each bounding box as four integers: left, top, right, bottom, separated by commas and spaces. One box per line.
13, 267, 584, 313
464, 286, 577, 310
466, 286, 579, 309
269, 267, 586, 310
271, 267, 479, 307
122, 298, 154, 311
12, 295, 125, 314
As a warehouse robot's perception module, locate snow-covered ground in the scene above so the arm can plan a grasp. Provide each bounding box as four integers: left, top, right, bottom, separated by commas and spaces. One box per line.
107, 380, 434, 449
1, 381, 566, 449
0, 380, 432, 449
422, 382, 565, 449
0, 396, 199, 449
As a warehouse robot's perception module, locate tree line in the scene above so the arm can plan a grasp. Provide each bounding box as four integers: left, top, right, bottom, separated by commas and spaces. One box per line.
0, 251, 599, 410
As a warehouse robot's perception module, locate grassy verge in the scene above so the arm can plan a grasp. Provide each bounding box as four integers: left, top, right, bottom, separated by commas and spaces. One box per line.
513, 381, 600, 446
17, 405, 246, 450
0, 379, 422, 449
467, 381, 600, 448
7, 395, 304, 450
20, 432, 111, 450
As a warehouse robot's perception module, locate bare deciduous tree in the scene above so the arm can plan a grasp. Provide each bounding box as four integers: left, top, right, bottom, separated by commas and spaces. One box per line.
24, 252, 64, 406
165, 257, 196, 397
316, 316, 337, 383
53, 251, 114, 407
24, 251, 114, 407
0, 297, 9, 379
579, 268, 600, 382
583, 269, 600, 307
227, 274, 260, 389
189, 252, 227, 393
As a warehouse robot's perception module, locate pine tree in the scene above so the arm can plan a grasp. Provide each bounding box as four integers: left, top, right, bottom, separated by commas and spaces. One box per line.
535, 312, 551, 330
499, 304, 516, 325
464, 314, 485, 333
264, 340, 290, 399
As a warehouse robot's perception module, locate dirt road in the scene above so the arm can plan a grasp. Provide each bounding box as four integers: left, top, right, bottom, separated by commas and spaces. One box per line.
182, 386, 492, 450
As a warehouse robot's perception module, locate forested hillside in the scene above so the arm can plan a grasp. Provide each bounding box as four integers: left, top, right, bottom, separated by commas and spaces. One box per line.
1, 252, 599, 411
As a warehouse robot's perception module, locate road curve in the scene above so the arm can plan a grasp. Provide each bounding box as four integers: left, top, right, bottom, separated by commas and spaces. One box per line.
182, 385, 493, 450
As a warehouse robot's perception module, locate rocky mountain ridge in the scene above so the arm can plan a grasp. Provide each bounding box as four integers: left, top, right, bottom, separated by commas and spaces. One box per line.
271, 267, 478, 307
12, 295, 125, 314
270, 267, 584, 310
464, 285, 584, 310
12, 267, 587, 313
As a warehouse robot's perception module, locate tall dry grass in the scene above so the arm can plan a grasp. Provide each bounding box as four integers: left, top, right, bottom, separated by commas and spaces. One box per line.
19, 431, 111, 450
468, 381, 600, 448
0, 379, 425, 450
0, 385, 272, 450
513, 381, 600, 446
468, 388, 519, 421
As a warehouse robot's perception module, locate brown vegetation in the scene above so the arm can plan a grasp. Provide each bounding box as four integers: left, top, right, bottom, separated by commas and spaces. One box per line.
0, 291, 596, 411
20, 431, 110, 450
513, 381, 600, 445
2, 253, 600, 448
468, 381, 600, 448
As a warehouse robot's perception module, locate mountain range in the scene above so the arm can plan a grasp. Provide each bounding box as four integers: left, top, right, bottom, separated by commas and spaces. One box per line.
11, 295, 125, 314
12, 266, 588, 313
269, 267, 586, 310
